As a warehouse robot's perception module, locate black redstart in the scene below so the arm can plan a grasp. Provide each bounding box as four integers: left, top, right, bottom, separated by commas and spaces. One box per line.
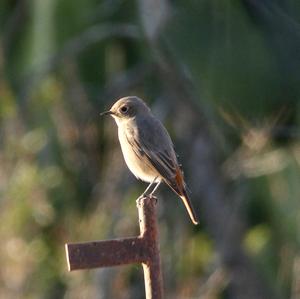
101, 96, 199, 225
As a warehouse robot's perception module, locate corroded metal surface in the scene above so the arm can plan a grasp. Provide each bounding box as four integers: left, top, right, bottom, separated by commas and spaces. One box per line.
138, 196, 163, 299
65, 196, 163, 298
66, 237, 145, 270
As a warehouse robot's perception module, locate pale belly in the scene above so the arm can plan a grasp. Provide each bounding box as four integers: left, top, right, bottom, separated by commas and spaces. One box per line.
118, 128, 159, 183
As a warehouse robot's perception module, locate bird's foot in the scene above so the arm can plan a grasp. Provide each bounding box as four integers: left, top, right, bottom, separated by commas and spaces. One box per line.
136, 193, 146, 205
136, 193, 158, 204
149, 194, 158, 204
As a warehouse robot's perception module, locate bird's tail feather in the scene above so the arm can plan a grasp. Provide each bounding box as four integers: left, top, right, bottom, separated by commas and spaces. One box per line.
180, 188, 199, 225
164, 177, 199, 225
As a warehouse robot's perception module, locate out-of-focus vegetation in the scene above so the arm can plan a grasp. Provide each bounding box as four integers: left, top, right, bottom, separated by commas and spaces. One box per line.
0, 0, 300, 298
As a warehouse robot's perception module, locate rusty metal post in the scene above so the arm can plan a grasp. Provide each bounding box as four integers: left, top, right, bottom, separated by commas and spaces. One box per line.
137, 196, 163, 299
65, 196, 163, 299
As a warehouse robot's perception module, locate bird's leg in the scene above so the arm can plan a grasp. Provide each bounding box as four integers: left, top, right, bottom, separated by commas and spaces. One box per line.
137, 179, 156, 205
149, 180, 161, 203
137, 177, 158, 200
149, 180, 161, 197
143, 177, 158, 196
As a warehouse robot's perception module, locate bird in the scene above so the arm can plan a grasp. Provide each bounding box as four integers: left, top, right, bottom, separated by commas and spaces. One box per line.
101, 96, 199, 225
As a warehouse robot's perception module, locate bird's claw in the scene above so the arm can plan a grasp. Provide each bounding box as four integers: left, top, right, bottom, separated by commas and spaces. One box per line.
149, 194, 158, 203
136, 193, 158, 204
136, 194, 146, 205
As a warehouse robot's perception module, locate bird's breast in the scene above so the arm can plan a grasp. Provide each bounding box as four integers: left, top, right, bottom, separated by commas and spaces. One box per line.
117, 126, 159, 183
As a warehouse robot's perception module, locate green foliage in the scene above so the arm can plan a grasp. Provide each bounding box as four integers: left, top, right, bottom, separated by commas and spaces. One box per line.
1, 0, 300, 298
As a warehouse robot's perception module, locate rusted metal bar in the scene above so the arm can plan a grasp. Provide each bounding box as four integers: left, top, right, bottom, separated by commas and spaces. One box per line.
137, 196, 163, 299
65, 237, 145, 271
65, 196, 163, 298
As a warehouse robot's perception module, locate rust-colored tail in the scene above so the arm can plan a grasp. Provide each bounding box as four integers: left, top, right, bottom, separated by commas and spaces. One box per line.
179, 188, 199, 225
165, 166, 199, 225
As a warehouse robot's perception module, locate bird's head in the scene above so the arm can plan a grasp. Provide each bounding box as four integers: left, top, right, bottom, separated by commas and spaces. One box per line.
101, 96, 150, 124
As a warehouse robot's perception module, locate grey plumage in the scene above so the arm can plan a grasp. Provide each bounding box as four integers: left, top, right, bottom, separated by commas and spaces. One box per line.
101, 96, 199, 225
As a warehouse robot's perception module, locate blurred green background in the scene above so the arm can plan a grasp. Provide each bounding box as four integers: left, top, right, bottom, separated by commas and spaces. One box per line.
1, 0, 300, 298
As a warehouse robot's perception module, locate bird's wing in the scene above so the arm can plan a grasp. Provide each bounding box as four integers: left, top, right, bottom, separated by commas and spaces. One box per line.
126, 117, 184, 194
126, 117, 199, 225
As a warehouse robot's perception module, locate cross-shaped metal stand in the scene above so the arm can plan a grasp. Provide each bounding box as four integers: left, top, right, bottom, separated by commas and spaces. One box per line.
65, 196, 163, 299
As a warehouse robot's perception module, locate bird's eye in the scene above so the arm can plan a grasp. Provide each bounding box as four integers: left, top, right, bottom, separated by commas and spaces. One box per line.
120, 106, 128, 114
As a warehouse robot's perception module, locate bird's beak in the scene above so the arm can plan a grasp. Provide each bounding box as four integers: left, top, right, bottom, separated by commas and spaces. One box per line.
100, 110, 113, 116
